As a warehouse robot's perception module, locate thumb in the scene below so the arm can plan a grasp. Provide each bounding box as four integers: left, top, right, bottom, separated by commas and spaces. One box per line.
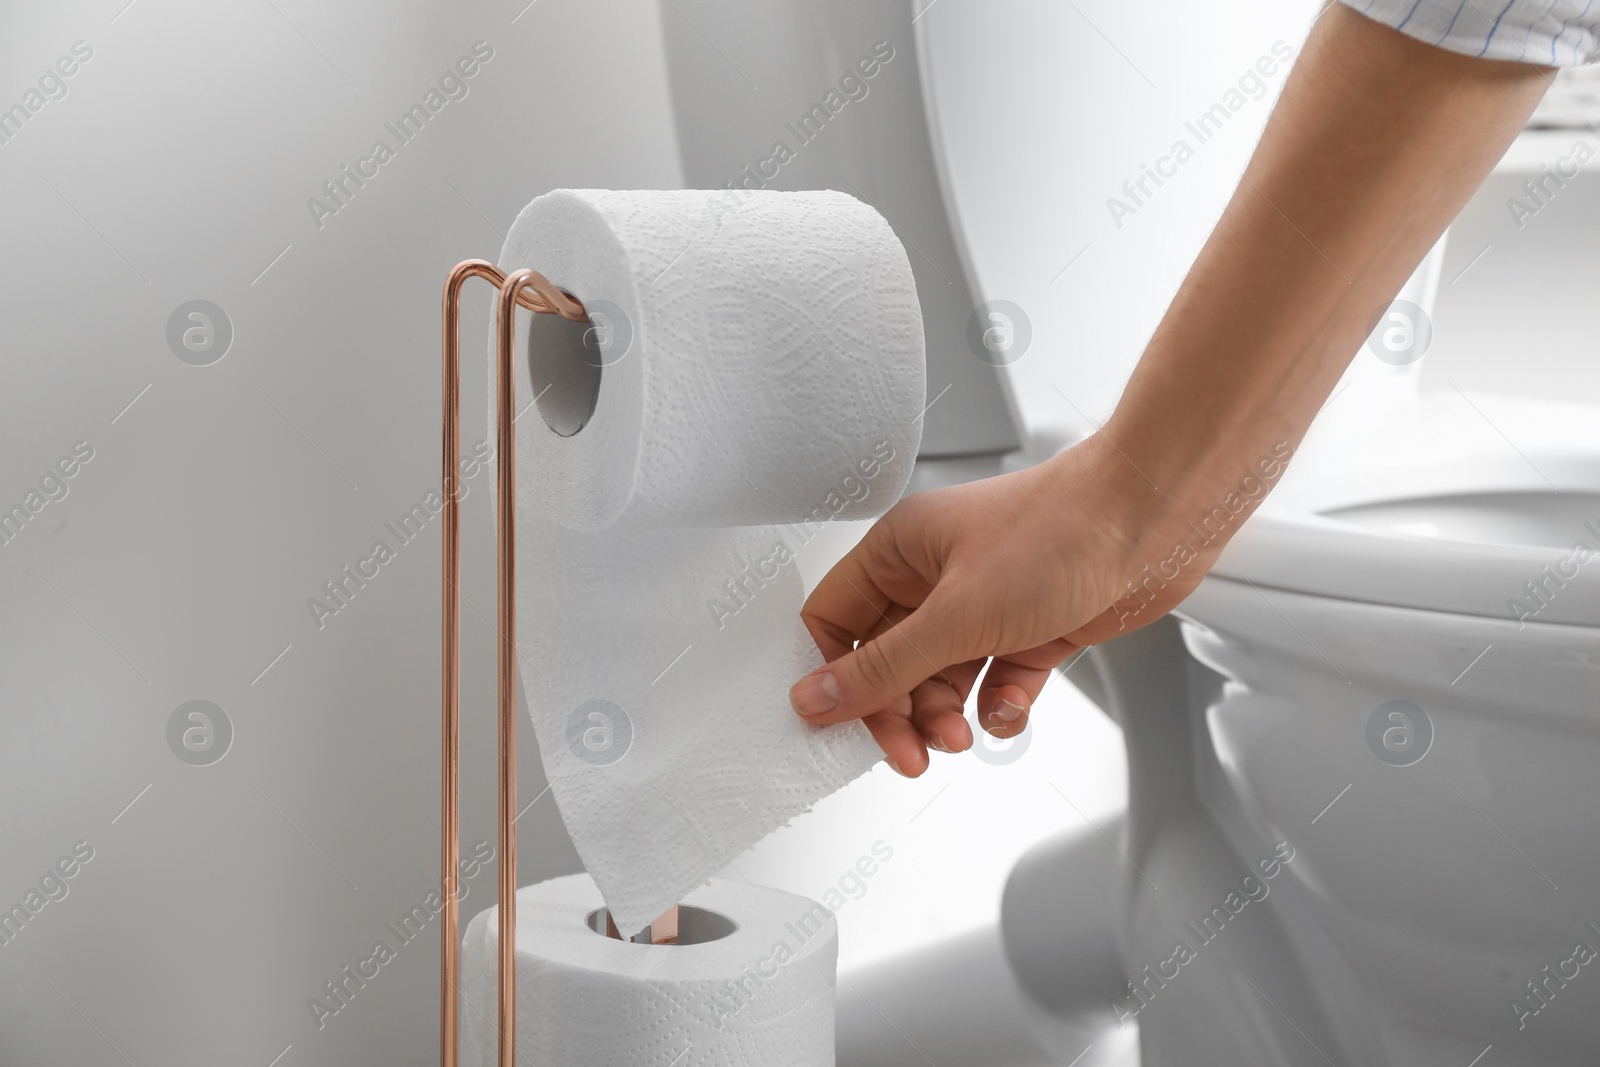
790, 593, 962, 724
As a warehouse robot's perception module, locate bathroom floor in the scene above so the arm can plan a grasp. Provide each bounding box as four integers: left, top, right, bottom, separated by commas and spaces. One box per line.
837, 922, 1139, 1067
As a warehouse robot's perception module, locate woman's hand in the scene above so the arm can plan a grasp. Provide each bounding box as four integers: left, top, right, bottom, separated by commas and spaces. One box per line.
788, 432, 1207, 777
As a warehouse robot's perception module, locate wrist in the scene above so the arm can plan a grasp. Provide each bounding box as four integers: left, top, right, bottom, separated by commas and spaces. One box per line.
1053, 418, 1298, 582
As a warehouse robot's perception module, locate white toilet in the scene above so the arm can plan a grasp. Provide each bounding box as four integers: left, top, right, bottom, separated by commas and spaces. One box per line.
1065, 386, 1600, 1066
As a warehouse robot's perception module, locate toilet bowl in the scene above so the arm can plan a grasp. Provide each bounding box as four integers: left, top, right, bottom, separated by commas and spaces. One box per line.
1022, 391, 1600, 1066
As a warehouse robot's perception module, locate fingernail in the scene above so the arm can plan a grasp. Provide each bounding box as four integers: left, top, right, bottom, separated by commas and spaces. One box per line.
928, 737, 952, 754
790, 669, 841, 716
991, 699, 1026, 724
884, 756, 904, 776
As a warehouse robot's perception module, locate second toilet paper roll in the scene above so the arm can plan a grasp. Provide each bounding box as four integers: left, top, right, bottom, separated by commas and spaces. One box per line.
497, 189, 926, 935
460, 875, 839, 1066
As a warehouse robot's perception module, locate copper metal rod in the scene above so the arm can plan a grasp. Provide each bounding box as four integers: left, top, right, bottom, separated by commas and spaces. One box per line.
493, 268, 529, 1067
441, 258, 501, 1067
442, 259, 585, 1067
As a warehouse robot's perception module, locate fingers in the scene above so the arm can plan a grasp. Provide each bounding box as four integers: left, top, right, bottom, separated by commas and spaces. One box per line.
790, 588, 962, 725
909, 659, 982, 757
862, 650, 1048, 775
975, 641, 1074, 740
861, 663, 981, 777
859, 705, 927, 778
828, 602, 939, 776
794, 504, 958, 727
827, 603, 975, 773
797, 512, 931, 664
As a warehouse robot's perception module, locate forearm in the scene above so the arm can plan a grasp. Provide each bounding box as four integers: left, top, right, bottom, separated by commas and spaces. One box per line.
1096, 4, 1551, 547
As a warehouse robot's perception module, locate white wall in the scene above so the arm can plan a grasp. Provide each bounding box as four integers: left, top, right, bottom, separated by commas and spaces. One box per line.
1424, 154, 1600, 406
0, 1, 680, 1063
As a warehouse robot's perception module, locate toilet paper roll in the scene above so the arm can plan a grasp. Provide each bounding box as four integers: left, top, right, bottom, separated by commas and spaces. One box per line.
497, 189, 925, 935
511, 188, 925, 531
460, 875, 840, 1067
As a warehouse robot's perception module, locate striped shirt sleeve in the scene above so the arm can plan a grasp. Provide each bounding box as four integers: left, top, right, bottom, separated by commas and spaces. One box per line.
1340, 0, 1600, 65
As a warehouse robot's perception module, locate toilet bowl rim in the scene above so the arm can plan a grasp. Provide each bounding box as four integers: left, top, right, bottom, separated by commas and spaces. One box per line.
1204, 393, 1600, 625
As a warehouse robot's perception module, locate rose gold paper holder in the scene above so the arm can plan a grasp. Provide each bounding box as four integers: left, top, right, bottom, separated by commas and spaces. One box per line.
439, 260, 587, 1067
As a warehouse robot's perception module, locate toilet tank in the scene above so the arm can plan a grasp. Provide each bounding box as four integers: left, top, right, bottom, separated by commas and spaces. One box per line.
911, 0, 1323, 445
655, 0, 1022, 459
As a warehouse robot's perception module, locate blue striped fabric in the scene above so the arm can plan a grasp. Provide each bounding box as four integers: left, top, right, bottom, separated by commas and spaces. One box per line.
1342, 0, 1600, 64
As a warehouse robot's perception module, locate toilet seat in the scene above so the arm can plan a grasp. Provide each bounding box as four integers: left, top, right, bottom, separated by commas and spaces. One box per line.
1207, 393, 1600, 626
